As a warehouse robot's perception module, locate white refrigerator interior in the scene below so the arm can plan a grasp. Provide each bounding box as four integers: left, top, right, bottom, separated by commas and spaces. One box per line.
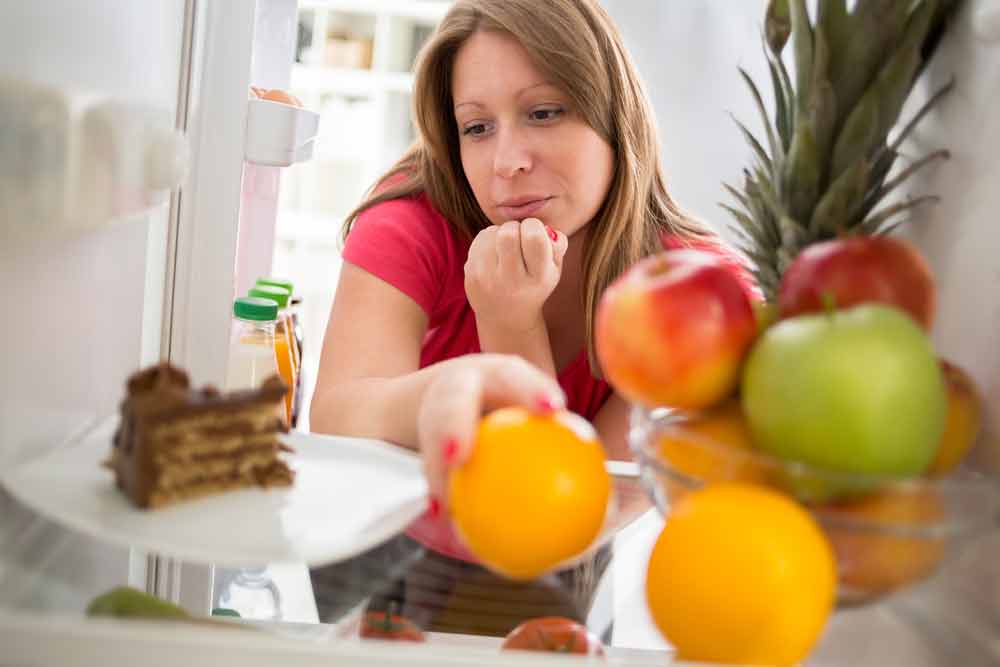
2, 1, 1000, 666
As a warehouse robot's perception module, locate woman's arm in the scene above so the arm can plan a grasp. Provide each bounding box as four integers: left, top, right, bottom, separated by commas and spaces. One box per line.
592, 392, 631, 460
309, 262, 564, 450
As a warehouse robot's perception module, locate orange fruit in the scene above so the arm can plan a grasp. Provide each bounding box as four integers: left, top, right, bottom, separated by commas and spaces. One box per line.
816, 486, 945, 600
928, 359, 982, 475
656, 399, 766, 499
448, 407, 610, 580
646, 482, 835, 665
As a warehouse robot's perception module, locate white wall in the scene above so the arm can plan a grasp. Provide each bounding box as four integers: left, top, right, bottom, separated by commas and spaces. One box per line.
601, 0, 770, 246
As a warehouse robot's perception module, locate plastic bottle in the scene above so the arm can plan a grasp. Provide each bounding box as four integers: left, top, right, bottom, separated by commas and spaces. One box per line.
248, 285, 295, 427
255, 278, 303, 426
225, 297, 280, 392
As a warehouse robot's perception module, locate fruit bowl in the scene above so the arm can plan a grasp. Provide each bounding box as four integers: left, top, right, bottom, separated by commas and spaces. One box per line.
629, 404, 1000, 606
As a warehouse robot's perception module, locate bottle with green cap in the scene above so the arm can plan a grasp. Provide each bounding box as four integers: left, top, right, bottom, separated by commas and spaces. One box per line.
248, 284, 295, 426
225, 296, 280, 391
255, 277, 303, 426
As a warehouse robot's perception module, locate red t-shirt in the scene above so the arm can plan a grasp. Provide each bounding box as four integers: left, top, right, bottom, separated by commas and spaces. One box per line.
341, 192, 613, 420
340, 192, 758, 562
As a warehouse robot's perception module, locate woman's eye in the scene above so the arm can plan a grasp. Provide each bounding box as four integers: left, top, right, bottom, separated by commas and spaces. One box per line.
530, 107, 564, 122
462, 123, 488, 136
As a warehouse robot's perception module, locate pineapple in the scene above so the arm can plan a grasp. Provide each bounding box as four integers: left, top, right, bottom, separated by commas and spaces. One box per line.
724, 0, 964, 301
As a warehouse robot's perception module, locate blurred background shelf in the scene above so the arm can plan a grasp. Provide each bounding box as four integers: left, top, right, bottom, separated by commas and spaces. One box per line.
272, 2, 452, 433
290, 65, 414, 95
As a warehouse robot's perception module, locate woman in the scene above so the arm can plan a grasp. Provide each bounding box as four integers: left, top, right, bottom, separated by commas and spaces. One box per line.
311, 0, 732, 486
308, 0, 746, 634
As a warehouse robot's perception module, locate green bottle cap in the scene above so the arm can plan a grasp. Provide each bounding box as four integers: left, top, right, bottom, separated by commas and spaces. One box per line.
256, 277, 294, 294
248, 284, 290, 309
212, 608, 242, 618
233, 296, 278, 321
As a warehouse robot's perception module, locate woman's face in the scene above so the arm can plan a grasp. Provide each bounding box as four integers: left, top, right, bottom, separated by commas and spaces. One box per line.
452, 30, 614, 237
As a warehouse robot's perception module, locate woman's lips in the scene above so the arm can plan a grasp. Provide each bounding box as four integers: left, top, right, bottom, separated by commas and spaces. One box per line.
497, 197, 552, 220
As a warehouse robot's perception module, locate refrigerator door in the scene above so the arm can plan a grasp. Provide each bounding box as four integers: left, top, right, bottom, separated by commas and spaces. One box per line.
0, 0, 195, 612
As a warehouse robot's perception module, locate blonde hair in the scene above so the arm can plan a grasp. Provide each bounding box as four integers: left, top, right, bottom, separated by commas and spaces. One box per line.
344, 0, 708, 370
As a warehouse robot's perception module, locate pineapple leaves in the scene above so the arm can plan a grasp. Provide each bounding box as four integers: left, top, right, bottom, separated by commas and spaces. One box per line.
830, 88, 880, 183
725, 0, 962, 303
831, 0, 912, 124
808, 27, 837, 184
832, 1, 938, 184
783, 117, 821, 223
739, 67, 782, 165
764, 42, 796, 151
730, 113, 773, 173
811, 159, 871, 235
790, 0, 813, 115
816, 0, 850, 85
874, 1, 939, 143
766, 0, 791, 54
768, 59, 793, 152
859, 149, 950, 222
860, 195, 940, 234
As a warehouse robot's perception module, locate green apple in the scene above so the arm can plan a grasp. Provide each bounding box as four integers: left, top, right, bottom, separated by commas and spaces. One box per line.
741, 304, 946, 478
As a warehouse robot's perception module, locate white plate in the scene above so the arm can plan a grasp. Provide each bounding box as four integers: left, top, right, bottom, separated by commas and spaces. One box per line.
0, 417, 428, 567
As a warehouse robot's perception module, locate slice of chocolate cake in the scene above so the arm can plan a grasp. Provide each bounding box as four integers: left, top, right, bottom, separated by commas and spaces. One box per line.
107, 363, 294, 509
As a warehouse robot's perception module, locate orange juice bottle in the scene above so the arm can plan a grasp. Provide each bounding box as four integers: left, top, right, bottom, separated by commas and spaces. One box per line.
248, 285, 295, 427
256, 278, 302, 426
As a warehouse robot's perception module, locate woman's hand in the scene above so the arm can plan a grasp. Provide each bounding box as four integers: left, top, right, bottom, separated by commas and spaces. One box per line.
416, 354, 566, 511
464, 218, 568, 334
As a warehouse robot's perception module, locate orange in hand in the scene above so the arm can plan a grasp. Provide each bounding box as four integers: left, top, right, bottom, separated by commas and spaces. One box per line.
448, 407, 610, 580
646, 482, 835, 665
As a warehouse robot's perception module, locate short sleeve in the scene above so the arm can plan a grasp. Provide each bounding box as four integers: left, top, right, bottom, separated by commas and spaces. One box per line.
341, 197, 452, 316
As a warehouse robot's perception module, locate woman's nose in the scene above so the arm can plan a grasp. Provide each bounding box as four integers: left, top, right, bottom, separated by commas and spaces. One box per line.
492, 127, 532, 178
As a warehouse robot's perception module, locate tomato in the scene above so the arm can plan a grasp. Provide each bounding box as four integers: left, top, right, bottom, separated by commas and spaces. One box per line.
359, 602, 425, 642
501, 617, 605, 657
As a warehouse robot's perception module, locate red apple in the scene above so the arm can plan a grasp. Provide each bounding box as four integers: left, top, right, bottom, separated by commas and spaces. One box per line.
778, 236, 936, 330
596, 249, 757, 409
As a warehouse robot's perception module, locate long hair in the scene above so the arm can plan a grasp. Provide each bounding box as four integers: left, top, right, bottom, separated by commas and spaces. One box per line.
343, 0, 709, 370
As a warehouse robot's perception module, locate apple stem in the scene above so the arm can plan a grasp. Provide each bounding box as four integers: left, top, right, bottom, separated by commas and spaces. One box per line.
820, 291, 838, 317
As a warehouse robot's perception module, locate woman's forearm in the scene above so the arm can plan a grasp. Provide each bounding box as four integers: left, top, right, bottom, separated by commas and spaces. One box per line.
310, 354, 518, 449
475, 316, 558, 379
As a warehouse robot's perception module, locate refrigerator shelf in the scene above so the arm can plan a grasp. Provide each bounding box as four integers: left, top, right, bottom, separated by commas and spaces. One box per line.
245, 98, 321, 167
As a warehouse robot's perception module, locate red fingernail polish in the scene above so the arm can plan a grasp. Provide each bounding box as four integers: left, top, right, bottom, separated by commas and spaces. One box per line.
536, 395, 558, 414
546, 226, 558, 242
428, 497, 441, 519
443, 438, 459, 464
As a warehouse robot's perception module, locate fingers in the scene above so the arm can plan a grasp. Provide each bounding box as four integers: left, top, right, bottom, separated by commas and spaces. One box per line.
550, 226, 568, 271
417, 356, 567, 510
418, 365, 485, 510
479, 355, 566, 415
496, 221, 525, 276
519, 218, 552, 278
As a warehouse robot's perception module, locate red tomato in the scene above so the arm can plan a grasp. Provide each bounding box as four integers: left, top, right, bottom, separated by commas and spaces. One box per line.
359, 603, 425, 642
501, 617, 605, 657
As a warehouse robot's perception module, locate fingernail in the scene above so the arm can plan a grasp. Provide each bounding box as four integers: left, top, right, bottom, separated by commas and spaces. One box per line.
546, 226, 558, 242
442, 438, 459, 464
428, 496, 441, 519
535, 395, 560, 414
